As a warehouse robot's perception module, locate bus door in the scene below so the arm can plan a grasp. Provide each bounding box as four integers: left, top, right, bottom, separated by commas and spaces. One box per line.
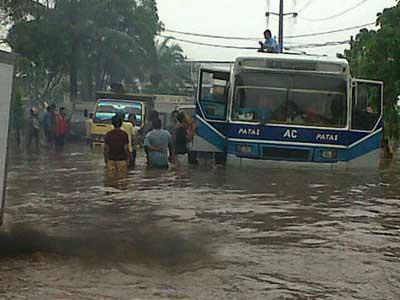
349, 79, 383, 163
194, 69, 230, 153
351, 79, 383, 132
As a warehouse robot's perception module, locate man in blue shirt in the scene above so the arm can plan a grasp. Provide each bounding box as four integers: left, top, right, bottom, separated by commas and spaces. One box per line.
144, 118, 175, 169
259, 29, 280, 53
42, 104, 55, 148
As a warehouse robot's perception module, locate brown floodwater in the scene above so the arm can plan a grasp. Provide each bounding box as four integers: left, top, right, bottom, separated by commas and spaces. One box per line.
1, 144, 400, 299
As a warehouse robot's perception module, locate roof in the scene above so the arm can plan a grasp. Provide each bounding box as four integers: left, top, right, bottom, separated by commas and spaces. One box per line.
234, 52, 350, 76
199, 63, 233, 73
237, 52, 349, 66
199, 53, 349, 75
96, 91, 155, 102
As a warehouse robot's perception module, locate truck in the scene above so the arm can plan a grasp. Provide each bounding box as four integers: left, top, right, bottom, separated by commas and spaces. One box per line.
90, 91, 155, 147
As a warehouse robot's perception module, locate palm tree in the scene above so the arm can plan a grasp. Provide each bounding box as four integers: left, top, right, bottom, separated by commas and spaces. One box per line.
150, 37, 188, 94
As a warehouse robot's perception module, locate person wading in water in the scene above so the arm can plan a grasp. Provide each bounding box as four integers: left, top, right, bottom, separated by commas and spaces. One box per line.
144, 118, 175, 169
104, 115, 130, 177
55, 107, 68, 152
127, 113, 139, 168
27, 107, 40, 153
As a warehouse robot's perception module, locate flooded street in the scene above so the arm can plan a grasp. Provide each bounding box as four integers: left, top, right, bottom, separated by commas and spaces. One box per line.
1, 144, 400, 299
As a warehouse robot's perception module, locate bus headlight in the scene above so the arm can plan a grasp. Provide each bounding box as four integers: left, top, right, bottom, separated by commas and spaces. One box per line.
321, 150, 337, 159
237, 145, 253, 154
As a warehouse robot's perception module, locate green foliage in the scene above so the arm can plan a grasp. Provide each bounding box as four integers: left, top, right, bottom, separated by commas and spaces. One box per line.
10, 84, 25, 131
147, 38, 191, 95
345, 2, 400, 139
2, 0, 188, 106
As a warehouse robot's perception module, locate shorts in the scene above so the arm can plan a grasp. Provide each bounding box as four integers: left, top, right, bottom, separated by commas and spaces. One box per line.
107, 160, 128, 176
176, 154, 187, 165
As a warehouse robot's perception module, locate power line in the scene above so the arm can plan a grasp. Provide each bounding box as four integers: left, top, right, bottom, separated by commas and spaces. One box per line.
298, 0, 314, 13
158, 34, 350, 50
164, 29, 257, 41
287, 40, 350, 49
299, 0, 369, 22
164, 22, 375, 41
157, 35, 258, 50
285, 22, 375, 39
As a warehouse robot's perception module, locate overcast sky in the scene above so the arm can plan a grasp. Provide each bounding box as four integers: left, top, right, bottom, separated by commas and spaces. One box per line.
157, 0, 398, 61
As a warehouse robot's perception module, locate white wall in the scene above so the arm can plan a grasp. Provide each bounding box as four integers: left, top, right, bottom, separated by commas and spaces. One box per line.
0, 62, 14, 215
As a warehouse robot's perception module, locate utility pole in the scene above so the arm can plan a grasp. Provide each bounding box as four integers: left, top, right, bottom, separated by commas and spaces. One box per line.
265, 0, 270, 28
278, 0, 284, 52
266, 0, 297, 53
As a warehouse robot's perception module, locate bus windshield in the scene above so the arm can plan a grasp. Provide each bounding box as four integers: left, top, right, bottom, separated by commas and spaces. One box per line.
94, 99, 143, 126
232, 72, 347, 128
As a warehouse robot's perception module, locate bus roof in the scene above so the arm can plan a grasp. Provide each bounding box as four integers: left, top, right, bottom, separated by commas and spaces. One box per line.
238, 52, 348, 64
235, 53, 350, 75
199, 53, 350, 76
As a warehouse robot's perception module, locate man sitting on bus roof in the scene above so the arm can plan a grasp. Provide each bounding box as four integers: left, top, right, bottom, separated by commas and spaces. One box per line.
258, 29, 280, 53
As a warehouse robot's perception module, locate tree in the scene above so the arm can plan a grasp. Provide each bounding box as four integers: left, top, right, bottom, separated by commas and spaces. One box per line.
147, 38, 190, 95
3, 0, 66, 104
345, 2, 400, 139
2, 0, 164, 105
9, 84, 25, 149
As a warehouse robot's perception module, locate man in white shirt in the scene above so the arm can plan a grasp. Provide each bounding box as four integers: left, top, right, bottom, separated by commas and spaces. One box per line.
119, 113, 136, 168
127, 113, 139, 167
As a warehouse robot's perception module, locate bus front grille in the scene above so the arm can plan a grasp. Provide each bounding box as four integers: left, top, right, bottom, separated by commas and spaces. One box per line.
262, 147, 311, 161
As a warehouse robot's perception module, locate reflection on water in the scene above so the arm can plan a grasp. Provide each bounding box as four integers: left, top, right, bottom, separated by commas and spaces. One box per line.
2, 144, 400, 299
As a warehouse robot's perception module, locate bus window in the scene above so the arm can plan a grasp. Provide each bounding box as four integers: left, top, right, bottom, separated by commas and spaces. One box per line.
231, 72, 347, 128
289, 89, 346, 127
233, 86, 287, 123
289, 75, 347, 128
199, 70, 229, 121
352, 81, 382, 131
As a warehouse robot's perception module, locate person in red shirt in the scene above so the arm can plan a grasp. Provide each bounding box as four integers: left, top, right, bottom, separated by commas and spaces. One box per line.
104, 115, 129, 177
55, 107, 68, 152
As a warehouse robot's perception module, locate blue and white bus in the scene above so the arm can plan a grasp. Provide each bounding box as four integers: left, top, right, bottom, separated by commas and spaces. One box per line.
193, 54, 384, 169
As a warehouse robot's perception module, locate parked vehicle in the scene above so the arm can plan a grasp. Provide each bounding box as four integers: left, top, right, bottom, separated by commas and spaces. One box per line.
90, 91, 155, 147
